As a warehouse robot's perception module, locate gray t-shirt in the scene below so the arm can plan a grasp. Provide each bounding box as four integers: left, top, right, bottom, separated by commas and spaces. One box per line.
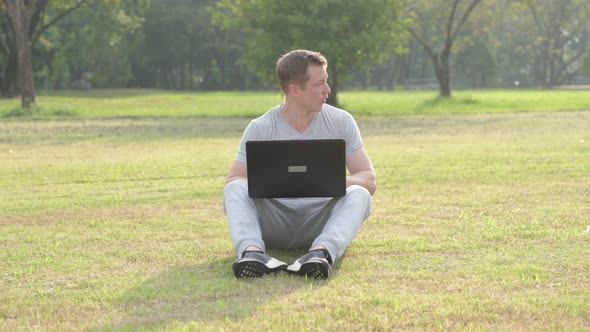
236, 104, 363, 164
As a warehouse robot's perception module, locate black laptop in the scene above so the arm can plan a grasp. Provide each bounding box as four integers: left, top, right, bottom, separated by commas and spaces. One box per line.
246, 139, 346, 198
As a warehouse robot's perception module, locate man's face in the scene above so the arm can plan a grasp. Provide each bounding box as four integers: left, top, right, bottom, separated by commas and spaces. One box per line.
299, 64, 331, 112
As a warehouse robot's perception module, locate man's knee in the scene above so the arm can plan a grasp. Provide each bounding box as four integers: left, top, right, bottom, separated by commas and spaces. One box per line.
224, 179, 248, 196
223, 179, 249, 213
345, 185, 372, 217
346, 185, 371, 201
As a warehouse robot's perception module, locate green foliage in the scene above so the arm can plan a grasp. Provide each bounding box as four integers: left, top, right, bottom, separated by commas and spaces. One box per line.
489, 3, 534, 87
131, 0, 257, 90
139, 0, 210, 88
3, 0, 590, 97
35, 1, 146, 88
214, 0, 407, 96
453, 40, 496, 88
509, 0, 590, 87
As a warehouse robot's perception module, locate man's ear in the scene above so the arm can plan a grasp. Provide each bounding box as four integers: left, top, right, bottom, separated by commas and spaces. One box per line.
288, 83, 301, 96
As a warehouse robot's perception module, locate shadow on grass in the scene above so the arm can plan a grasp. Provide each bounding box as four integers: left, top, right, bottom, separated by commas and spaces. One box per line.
1, 106, 77, 119
94, 251, 331, 330
1, 116, 250, 145
1, 106, 39, 118
40, 88, 167, 99
414, 95, 479, 114
414, 96, 444, 114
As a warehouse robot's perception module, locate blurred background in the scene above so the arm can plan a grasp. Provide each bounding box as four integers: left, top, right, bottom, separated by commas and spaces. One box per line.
2, 0, 589, 103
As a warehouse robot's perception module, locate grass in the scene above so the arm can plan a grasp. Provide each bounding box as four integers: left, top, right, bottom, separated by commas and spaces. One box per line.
1, 88, 590, 118
1, 90, 589, 330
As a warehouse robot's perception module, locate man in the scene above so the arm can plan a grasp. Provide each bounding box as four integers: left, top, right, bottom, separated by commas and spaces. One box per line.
223, 49, 376, 279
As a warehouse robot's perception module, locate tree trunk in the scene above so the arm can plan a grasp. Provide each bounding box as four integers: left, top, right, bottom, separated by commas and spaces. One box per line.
407, 0, 483, 97
391, 54, 404, 90
431, 52, 451, 97
6, 0, 36, 108
1, 51, 18, 97
180, 66, 186, 89
327, 65, 340, 108
1, 14, 18, 97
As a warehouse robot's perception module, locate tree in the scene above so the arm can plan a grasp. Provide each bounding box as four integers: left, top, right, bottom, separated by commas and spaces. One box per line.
405, 0, 484, 97
514, 0, 590, 88
0, 0, 93, 107
482, 1, 532, 88
214, 0, 406, 107
583, 48, 590, 80
453, 39, 496, 88
51, 1, 146, 89
1, 3, 17, 97
139, 0, 217, 89
3, 0, 36, 107
129, 0, 256, 91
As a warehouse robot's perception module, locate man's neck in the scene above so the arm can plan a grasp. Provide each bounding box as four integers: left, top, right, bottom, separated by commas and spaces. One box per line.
280, 101, 316, 133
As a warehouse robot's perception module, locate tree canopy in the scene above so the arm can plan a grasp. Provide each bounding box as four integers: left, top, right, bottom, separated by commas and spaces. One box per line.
214, 0, 407, 106
404, 0, 485, 97
514, 0, 590, 87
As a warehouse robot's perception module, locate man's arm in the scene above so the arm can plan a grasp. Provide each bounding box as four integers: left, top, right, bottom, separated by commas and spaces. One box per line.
346, 147, 377, 195
226, 160, 248, 184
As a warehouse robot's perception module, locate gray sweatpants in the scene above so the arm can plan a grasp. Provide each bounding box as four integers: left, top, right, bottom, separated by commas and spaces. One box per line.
223, 179, 372, 262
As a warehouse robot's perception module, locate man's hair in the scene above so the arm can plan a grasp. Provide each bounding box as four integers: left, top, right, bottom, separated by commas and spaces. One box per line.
276, 49, 327, 94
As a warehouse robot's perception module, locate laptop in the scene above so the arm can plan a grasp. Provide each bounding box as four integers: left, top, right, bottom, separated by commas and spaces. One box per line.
246, 139, 346, 198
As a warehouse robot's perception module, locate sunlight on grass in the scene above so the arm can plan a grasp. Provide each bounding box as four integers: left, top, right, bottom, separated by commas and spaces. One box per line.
1, 94, 589, 330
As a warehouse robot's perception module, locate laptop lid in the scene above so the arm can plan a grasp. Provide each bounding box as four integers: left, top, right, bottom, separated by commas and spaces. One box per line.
246, 139, 346, 198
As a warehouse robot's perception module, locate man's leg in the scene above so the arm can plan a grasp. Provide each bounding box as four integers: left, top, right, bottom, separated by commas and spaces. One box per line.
224, 181, 371, 278
223, 179, 265, 256
223, 180, 287, 278
312, 185, 372, 261
287, 185, 372, 278
255, 196, 337, 250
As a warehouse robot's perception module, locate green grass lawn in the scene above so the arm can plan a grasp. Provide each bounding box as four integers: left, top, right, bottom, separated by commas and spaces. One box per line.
1, 88, 590, 118
1, 90, 589, 330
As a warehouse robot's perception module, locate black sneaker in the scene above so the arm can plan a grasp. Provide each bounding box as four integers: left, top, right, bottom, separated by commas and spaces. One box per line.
286, 249, 332, 279
232, 250, 288, 279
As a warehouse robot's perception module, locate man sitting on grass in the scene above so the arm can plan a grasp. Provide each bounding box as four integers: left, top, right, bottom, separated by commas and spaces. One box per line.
223, 49, 376, 279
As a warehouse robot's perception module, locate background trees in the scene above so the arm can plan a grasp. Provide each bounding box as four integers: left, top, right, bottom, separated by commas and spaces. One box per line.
47, 1, 145, 89
516, 0, 590, 88
1, 0, 97, 107
1, 0, 589, 107
136, 0, 240, 90
3, 0, 36, 107
583, 48, 590, 79
404, 0, 485, 97
214, 0, 407, 106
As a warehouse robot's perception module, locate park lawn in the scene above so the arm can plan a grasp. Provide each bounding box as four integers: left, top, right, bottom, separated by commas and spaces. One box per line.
0, 91, 590, 330
1, 88, 590, 118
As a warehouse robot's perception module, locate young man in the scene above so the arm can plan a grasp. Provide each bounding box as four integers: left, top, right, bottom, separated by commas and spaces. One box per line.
223, 49, 376, 279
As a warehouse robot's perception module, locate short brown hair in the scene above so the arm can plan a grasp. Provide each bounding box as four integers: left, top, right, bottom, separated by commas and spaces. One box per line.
276, 49, 327, 94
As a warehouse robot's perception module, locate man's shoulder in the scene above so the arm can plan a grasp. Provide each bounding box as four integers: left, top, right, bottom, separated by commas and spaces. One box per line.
322, 103, 354, 120
251, 105, 281, 125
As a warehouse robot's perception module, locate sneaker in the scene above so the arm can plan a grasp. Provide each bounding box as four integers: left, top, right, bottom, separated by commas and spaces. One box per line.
232, 250, 288, 279
286, 249, 332, 279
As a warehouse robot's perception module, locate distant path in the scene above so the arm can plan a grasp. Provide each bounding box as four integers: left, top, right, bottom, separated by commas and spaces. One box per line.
557, 85, 590, 90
